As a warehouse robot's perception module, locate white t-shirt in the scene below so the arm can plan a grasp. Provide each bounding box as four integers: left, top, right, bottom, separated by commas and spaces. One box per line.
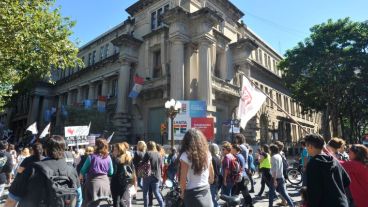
180, 151, 212, 190
271, 154, 283, 179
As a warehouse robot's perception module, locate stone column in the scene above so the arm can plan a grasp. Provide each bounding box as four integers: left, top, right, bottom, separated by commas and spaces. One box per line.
161, 33, 167, 76
101, 79, 109, 96
67, 91, 72, 106
116, 62, 131, 113
170, 38, 185, 100
88, 83, 95, 100
198, 37, 214, 108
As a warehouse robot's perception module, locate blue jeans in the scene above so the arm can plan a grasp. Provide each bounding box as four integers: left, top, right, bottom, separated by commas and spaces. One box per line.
269, 178, 294, 207
143, 176, 164, 207
221, 182, 234, 196
138, 177, 143, 189
0, 184, 5, 197
210, 184, 219, 207
76, 187, 83, 207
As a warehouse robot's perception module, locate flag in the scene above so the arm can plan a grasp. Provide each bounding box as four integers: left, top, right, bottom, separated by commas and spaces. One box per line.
129, 75, 144, 98
39, 123, 51, 138
237, 76, 266, 129
87, 122, 91, 135
26, 122, 38, 135
107, 132, 114, 143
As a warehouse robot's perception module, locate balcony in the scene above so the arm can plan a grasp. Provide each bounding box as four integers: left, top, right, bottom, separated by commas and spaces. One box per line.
212, 76, 240, 98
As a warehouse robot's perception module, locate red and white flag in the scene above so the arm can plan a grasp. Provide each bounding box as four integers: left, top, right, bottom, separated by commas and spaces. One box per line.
129, 75, 144, 98
237, 76, 266, 129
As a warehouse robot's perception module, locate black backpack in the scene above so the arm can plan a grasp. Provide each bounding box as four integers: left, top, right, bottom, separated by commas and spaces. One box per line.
33, 161, 78, 207
118, 163, 134, 186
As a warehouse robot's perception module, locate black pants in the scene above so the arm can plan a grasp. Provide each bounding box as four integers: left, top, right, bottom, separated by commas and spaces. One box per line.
232, 177, 253, 206
258, 168, 272, 196
247, 170, 255, 190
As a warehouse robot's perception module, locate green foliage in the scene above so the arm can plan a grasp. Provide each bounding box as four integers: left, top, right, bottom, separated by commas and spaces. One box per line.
279, 18, 368, 141
0, 0, 82, 109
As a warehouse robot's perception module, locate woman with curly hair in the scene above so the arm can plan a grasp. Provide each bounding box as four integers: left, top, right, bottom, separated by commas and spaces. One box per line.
111, 142, 137, 207
80, 138, 114, 207
341, 144, 368, 207
179, 129, 214, 207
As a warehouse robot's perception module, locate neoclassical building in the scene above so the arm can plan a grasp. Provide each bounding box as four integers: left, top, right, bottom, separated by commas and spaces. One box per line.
7, 0, 321, 144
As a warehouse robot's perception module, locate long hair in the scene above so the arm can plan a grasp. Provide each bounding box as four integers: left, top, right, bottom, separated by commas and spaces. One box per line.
350, 144, 368, 165
180, 129, 209, 175
113, 142, 132, 165
95, 138, 109, 158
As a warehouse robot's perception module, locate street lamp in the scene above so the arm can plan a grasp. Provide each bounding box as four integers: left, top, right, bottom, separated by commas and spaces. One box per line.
165, 99, 182, 149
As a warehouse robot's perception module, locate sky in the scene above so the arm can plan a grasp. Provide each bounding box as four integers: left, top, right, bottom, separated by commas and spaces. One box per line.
55, 0, 368, 56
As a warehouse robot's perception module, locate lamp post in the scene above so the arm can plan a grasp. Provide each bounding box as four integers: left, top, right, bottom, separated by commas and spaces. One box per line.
165, 99, 182, 149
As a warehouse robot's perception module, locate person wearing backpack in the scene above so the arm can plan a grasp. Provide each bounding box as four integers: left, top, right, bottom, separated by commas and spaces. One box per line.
209, 143, 221, 207
111, 142, 137, 207
5, 135, 80, 207
140, 141, 164, 207
221, 141, 237, 196
80, 138, 114, 207
231, 144, 253, 207
0, 140, 13, 197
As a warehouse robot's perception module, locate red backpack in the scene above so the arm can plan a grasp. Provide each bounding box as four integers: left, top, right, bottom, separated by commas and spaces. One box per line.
230, 156, 243, 183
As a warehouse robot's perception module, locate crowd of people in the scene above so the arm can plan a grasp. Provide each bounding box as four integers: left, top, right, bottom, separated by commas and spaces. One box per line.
0, 130, 366, 207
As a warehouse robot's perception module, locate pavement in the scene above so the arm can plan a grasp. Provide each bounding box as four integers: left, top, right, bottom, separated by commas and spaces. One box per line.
0, 174, 301, 207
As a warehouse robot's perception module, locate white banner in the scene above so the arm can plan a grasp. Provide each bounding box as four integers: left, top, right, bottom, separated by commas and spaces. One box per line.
64, 126, 90, 137
237, 76, 266, 129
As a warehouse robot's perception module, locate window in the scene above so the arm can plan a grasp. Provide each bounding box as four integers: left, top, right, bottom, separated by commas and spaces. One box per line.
92, 50, 96, 64
111, 79, 118, 97
276, 93, 282, 110
264, 54, 267, 67
157, 8, 163, 28
255, 49, 259, 61
114, 46, 119, 54
151, 5, 169, 30
104, 44, 109, 58
269, 90, 273, 108
151, 11, 157, 30
273, 59, 276, 72
81, 56, 85, 66
100, 46, 104, 60
88, 53, 92, 66
265, 87, 269, 106
258, 49, 262, 64
153, 50, 162, 78
296, 104, 300, 117
290, 101, 295, 115
284, 96, 289, 113
267, 56, 271, 69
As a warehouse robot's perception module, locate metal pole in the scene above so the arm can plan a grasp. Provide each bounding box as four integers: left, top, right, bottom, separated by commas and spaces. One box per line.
243, 75, 309, 134
171, 116, 174, 149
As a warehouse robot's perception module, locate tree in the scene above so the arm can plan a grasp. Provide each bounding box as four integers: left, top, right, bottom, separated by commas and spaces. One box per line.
0, 0, 81, 109
279, 18, 368, 141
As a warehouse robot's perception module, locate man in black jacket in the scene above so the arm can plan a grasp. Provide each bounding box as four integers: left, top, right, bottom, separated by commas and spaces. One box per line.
304, 133, 350, 207
4, 135, 81, 207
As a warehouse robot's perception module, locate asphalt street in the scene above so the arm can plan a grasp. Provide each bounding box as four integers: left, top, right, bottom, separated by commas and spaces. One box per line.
0, 175, 301, 207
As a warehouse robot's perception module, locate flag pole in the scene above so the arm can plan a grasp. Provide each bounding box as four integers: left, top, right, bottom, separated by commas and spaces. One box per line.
242, 75, 309, 134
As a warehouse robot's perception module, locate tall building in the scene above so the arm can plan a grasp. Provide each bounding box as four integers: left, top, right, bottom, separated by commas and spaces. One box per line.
7, 0, 321, 144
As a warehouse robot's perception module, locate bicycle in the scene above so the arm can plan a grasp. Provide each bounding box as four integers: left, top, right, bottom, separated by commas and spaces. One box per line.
286, 161, 303, 186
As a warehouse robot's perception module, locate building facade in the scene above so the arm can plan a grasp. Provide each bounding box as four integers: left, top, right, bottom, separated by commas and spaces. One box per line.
6, 0, 321, 144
